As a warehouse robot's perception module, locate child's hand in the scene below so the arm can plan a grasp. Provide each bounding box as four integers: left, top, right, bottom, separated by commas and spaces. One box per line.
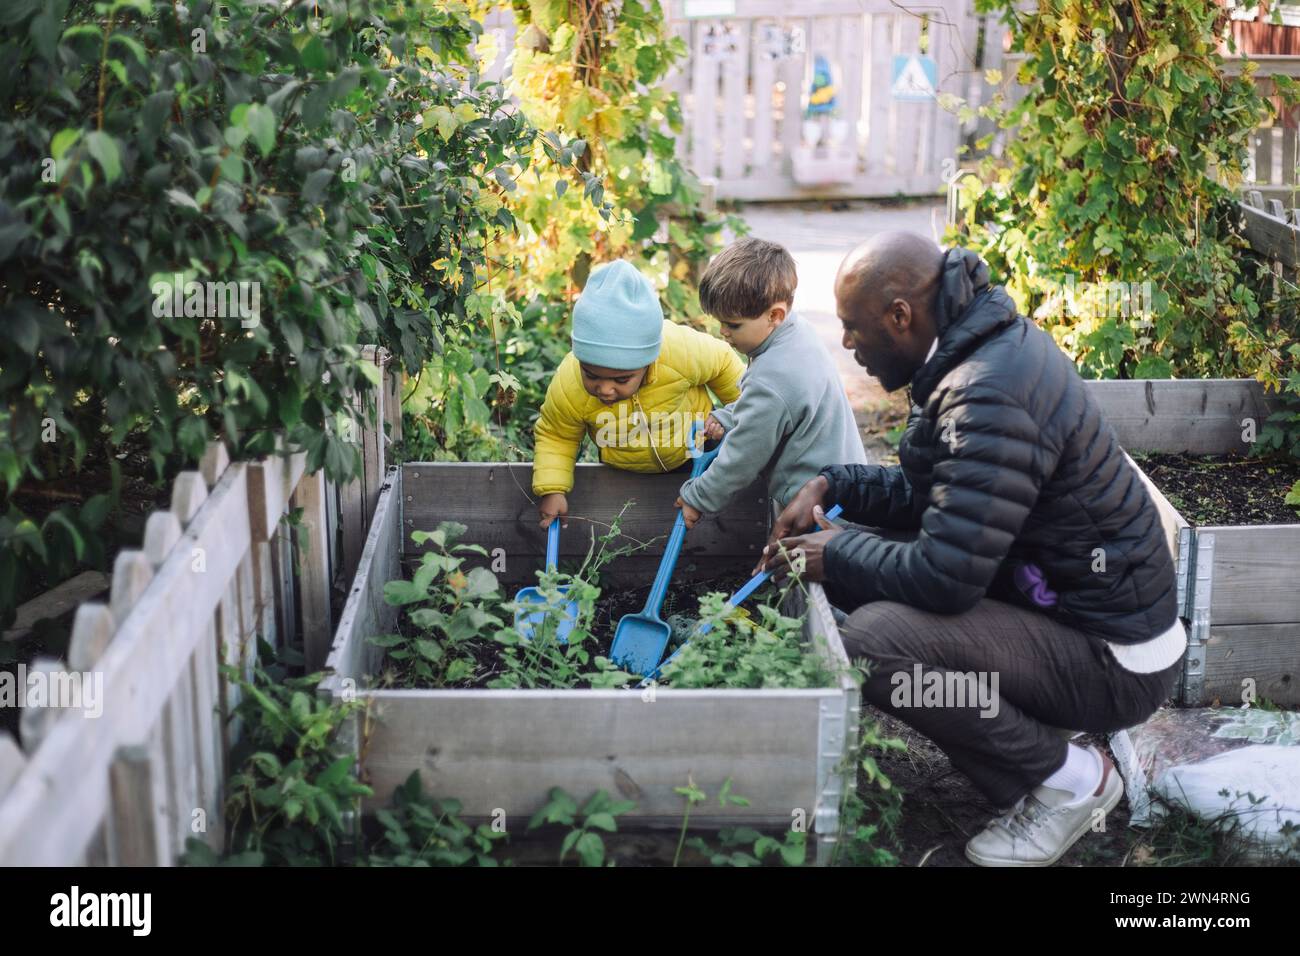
675, 496, 704, 530
538, 493, 568, 529
703, 414, 725, 441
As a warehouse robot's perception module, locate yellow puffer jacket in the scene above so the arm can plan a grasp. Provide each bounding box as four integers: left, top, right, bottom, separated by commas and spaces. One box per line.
533, 321, 745, 495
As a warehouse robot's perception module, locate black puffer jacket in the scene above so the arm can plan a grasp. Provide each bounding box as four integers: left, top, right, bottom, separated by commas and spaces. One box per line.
821, 248, 1178, 643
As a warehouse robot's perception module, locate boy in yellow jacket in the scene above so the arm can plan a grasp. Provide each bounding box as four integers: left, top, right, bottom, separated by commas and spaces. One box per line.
534, 260, 744, 527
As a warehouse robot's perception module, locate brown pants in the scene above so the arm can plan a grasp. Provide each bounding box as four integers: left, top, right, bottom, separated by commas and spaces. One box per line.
830, 531, 1181, 808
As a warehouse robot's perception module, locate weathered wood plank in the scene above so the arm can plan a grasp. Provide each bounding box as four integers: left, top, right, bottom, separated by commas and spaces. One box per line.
399, 463, 769, 585
1254, 127, 1274, 186
749, 21, 777, 174
1087, 379, 1275, 455
190, 619, 224, 850
1201, 622, 1300, 707
321, 467, 403, 694
778, 18, 808, 173
383, 351, 403, 448
1, 571, 109, 644
838, 13, 866, 157
293, 470, 334, 672
864, 12, 896, 178
325, 477, 341, 584
246, 446, 309, 544
690, 20, 721, 179
893, 10, 926, 179
1237, 201, 1300, 269
108, 745, 167, 866
0, 464, 251, 865
361, 346, 387, 523
353, 689, 825, 827
1199, 524, 1300, 627
339, 450, 367, 585
720, 19, 749, 181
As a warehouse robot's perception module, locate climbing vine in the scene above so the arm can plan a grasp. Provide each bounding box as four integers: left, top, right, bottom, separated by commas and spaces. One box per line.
953, 2, 1300, 393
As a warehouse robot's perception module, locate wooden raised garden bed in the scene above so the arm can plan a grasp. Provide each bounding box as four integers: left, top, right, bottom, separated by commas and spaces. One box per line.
319, 463, 860, 865
1087, 379, 1300, 707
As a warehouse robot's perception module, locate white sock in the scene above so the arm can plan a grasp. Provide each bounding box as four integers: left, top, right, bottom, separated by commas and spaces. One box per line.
1039, 744, 1103, 807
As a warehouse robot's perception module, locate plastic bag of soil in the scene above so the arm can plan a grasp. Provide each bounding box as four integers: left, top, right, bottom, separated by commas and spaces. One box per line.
1112, 706, 1300, 860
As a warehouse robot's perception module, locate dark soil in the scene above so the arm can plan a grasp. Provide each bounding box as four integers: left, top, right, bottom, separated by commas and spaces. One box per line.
384, 568, 758, 691
1133, 452, 1300, 526
590, 567, 755, 647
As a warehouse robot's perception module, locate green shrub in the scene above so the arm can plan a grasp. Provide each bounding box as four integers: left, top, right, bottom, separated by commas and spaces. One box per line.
953, 0, 1299, 449
0, 0, 571, 619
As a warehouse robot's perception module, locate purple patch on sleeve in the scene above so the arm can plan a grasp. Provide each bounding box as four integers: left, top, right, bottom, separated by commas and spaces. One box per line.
1013, 562, 1058, 608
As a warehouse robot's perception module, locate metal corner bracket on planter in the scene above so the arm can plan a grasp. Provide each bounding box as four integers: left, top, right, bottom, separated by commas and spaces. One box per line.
317, 462, 861, 865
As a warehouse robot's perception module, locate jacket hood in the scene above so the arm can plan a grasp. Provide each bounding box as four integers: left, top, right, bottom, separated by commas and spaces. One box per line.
911, 246, 1020, 405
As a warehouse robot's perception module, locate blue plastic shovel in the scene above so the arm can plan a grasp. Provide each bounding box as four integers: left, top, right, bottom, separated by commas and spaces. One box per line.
639, 503, 845, 686
513, 520, 578, 644
610, 422, 721, 675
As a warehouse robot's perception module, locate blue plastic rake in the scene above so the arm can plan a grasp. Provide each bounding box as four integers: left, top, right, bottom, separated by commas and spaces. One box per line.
638, 503, 845, 686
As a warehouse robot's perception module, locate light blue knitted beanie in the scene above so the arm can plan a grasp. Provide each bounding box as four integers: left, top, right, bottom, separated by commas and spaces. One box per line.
571, 260, 664, 369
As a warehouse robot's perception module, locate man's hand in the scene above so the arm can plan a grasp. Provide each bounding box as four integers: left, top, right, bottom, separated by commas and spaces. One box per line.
675, 496, 704, 530
764, 508, 844, 583
703, 414, 725, 442
757, 475, 831, 572
538, 492, 568, 529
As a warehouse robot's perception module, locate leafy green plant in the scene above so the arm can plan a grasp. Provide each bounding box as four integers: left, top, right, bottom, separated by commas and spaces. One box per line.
477, 0, 740, 321
657, 582, 839, 690
184, 650, 371, 867
373, 522, 506, 687
372, 515, 638, 690
399, 0, 746, 464
830, 717, 906, 867
367, 771, 507, 867
526, 786, 637, 867
954, 1, 1300, 453
679, 777, 809, 867
0, 0, 588, 622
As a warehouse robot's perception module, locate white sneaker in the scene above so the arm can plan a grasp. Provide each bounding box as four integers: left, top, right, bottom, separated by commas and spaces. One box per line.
965, 747, 1123, 867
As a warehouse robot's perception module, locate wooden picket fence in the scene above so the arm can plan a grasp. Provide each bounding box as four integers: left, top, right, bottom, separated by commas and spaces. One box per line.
477, 0, 991, 201
0, 348, 401, 866
663, 0, 985, 200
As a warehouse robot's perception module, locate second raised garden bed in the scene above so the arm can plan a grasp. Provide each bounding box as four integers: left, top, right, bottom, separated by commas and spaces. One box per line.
1087, 379, 1300, 707
319, 462, 860, 865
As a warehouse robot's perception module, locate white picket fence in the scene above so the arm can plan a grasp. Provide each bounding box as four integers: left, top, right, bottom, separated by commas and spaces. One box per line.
663, 0, 986, 200
478, 0, 991, 201
0, 348, 401, 866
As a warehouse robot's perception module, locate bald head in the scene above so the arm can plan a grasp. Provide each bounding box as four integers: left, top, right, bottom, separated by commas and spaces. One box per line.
835, 231, 944, 315
834, 232, 944, 393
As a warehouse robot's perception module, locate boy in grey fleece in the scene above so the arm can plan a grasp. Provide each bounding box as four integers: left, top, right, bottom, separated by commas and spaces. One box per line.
676, 238, 868, 525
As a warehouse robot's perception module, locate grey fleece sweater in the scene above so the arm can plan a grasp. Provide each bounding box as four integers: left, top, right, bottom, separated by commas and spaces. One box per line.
680, 313, 868, 512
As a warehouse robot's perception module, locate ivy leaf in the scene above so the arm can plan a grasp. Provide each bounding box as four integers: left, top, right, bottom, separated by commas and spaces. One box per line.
50, 128, 81, 160
83, 130, 121, 183
242, 103, 276, 157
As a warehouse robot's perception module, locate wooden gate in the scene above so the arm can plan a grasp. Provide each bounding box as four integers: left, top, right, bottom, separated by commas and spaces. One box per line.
664, 0, 984, 200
